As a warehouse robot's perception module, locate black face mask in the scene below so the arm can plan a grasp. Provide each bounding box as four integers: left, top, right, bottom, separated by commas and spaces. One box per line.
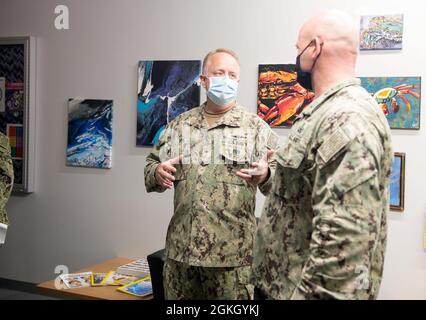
295, 40, 322, 91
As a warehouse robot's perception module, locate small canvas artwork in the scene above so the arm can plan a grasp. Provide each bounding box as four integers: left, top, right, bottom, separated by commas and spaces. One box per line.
360, 77, 421, 130
360, 14, 404, 50
137, 60, 201, 146
6, 123, 23, 159
67, 99, 113, 169
257, 64, 314, 128
390, 152, 405, 212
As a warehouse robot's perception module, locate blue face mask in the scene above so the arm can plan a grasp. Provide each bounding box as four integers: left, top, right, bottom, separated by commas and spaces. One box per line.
206, 76, 239, 107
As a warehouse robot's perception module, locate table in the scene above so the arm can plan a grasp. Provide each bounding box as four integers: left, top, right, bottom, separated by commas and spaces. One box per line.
37, 257, 152, 300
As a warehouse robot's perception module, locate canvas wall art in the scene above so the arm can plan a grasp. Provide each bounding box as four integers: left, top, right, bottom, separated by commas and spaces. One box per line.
0, 44, 25, 186
360, 14, 404, 50
257, 64, 314, 128
360, 77, 421, 130
0, 37, 36, 192
136, 60, 201, 146
67, 99, 113, 169
390, 152, 405, 212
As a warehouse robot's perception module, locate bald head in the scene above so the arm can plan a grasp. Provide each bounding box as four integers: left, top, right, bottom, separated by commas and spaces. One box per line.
298, 10, 358, 57
296, 10, 359, 95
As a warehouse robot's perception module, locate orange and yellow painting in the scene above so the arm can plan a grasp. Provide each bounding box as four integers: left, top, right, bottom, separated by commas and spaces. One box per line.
257, 64, 314, 128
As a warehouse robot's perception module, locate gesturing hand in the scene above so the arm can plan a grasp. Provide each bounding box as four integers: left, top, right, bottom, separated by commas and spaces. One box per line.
236, 150, 274, 185
155, 155, 183, 189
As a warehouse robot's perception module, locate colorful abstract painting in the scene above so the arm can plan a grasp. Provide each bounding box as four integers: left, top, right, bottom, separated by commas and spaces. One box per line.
6, 124, 23, 159
137, 60, 201, 146
360, 14, 404, 50
257, 64, 314, 127
67, 99, 113, 169
390, 152, 405, 212
360, 77, 421, 130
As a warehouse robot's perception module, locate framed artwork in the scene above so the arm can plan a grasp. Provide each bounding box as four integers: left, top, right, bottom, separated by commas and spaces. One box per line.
360, 77, 421, 130
136, 60, 201, 146
67, 99, 113, 169
390, 152, 405, 212
0, 37, 36, 193
360, 14, 404, 50
257, 64, 314, 128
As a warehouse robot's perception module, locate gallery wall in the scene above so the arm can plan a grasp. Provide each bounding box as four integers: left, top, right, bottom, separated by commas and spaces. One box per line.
0, 0, 425, 299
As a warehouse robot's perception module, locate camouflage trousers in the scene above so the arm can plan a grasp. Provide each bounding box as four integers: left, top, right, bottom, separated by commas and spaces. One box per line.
163, 258, 254, 300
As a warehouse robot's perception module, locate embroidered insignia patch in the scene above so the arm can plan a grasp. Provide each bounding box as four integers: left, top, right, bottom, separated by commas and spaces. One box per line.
318, 127, 350, 163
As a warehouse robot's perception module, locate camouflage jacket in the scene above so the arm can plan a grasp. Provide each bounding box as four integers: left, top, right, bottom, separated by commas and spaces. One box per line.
252, 79, 393, 299
0, 132, 14, 226
145, 103, 279, 267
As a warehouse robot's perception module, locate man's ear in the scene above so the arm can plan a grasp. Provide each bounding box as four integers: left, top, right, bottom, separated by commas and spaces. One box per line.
200, 75, 209, 90
313, 36, 323, 58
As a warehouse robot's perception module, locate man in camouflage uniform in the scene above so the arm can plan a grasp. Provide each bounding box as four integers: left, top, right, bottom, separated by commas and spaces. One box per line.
252, 11, 393, 300
145, 48, 278, 299
0, 132, 14, 245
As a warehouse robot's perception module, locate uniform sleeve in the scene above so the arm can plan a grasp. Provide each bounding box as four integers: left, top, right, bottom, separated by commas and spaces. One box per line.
144, 126, 173, 193
0, 133, 14, 227
291, 120, 385, 300
258, 127, 279, 196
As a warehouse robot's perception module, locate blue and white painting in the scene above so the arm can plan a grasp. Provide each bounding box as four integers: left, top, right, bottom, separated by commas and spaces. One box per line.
136, 60, 201, 146
390, 153, 405, 211
67, 99, 113, 169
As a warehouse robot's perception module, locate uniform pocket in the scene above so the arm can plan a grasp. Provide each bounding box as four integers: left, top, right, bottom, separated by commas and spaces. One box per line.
210, 164, 256, 231
236, 266, 254, 300
214, 163, 246, 186
272, 143, 305, 201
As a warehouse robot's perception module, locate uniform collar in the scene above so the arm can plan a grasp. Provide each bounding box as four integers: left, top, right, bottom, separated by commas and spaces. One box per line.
301, 78, 361, 117
188, 102, 242, 129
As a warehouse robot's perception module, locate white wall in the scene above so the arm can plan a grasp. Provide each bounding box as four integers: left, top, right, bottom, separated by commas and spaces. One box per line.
0, 0, 425, 299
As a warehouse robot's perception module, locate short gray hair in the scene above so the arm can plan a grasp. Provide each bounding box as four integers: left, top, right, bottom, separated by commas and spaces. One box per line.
202, 48, 240, 75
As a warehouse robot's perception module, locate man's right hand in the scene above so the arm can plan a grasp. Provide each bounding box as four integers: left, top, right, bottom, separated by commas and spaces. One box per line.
154, 155, 183, 189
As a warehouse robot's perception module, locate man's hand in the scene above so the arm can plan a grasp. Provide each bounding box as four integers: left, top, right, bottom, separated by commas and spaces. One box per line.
236, 150, 274, 185
155, 155, 183, 189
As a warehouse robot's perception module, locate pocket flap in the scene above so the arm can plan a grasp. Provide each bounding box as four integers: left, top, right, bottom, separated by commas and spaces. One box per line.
275, 142, 305, 169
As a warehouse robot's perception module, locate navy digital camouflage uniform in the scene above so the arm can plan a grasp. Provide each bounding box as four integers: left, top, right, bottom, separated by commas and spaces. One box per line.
145, 103, 279, 300
252, 79, 393, 300
0, 132, 14, 227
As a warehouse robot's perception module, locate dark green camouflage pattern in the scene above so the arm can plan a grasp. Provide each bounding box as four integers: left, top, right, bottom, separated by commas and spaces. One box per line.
145, 103, 278, 267
252, 79, 393, 300
163, 258, 254, 300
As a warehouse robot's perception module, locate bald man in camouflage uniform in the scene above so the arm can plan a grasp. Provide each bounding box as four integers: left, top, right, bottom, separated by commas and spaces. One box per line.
145, 49, 278, 300
252, 11, 393, 300
0, 132, 14, 245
